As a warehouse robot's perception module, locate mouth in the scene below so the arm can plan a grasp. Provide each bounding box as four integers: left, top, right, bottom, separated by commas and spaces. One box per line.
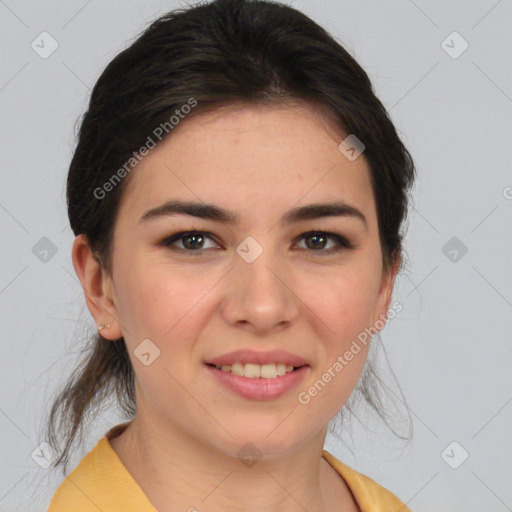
205, 362, 304, 379
205, 362, 309, 400
204, 349, 310, 400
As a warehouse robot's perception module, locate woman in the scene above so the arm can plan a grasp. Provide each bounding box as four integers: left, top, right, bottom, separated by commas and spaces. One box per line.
46, 0, 415, 510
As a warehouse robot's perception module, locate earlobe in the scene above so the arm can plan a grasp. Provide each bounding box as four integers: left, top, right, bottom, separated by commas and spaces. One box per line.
71, 234, 122, 340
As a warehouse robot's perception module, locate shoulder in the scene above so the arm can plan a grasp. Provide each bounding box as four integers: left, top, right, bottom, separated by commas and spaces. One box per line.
47, 437, 108, 511
322, 450, 412, 512
47, 430, 155, 512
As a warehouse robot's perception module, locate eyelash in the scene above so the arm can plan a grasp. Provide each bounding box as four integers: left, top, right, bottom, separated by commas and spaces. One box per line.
159, 228, 354, 256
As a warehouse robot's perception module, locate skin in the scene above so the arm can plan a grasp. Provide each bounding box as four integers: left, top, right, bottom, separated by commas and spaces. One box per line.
72, 102, 400, 512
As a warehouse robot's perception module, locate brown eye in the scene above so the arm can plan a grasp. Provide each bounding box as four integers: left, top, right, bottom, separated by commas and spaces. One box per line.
161, 231, 220, 252
295, 231, 352, 253
304, 233, 328, 250
160, 229, 352, 256
180, 233, 206, 250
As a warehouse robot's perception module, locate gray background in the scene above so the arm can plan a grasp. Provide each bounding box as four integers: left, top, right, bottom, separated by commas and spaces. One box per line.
1, 0, 511, 510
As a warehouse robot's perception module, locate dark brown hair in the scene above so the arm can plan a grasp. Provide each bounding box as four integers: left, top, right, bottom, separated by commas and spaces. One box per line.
45, 0, 415, 472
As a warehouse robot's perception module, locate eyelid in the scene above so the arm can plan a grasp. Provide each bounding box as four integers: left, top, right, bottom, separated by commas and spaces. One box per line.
294, 230, 352, 249
159, 230, 222, 250
159, 228, 354, 254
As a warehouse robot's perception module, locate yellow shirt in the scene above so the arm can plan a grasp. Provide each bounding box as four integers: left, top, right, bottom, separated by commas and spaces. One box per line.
48, 423, 412, 512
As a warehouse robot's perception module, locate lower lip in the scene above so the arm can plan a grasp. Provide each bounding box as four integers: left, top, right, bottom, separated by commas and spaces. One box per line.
205, 364, 309, 400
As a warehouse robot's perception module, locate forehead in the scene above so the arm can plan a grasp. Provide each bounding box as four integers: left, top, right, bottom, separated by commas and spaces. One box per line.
117, 103, 375, 227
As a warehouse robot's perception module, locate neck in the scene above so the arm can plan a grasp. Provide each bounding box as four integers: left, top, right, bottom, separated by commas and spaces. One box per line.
108, 414, 352, 512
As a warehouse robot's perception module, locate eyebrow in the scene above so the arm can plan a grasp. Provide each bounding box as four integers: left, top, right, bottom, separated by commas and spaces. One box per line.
139, 199, 367, 230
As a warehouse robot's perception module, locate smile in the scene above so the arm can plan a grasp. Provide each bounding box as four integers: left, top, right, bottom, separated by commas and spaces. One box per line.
205, 363, 309, 400
211, 362, 297, 379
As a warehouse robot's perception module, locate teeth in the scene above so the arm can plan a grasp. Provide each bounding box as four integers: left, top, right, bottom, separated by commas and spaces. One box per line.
260, 363, 276, 379
244, 363, 260, 378
231, 363, 244, 376
216, 362, 297, 379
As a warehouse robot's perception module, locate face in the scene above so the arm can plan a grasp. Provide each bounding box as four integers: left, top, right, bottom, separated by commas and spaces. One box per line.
85, 102, 398, 457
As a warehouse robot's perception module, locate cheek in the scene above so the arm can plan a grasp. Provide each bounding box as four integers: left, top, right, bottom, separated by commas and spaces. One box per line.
295, 269, 378, 414
304, 265, 380, 344
113, 255, 225, 357
112, 261, 206, 397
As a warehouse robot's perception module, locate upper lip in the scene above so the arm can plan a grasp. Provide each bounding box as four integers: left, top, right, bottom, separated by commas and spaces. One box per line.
205, 349, 309, 367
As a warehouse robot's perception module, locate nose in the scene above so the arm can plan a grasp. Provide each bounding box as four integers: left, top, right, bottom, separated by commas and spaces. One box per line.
220, 247, 299, 336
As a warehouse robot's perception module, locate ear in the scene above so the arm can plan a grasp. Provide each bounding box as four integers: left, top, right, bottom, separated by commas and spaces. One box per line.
371, 252, 401, 329
71, 234, 123, 340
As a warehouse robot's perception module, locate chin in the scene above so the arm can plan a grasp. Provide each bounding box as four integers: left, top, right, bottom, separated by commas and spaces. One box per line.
202, 422, 313, 462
